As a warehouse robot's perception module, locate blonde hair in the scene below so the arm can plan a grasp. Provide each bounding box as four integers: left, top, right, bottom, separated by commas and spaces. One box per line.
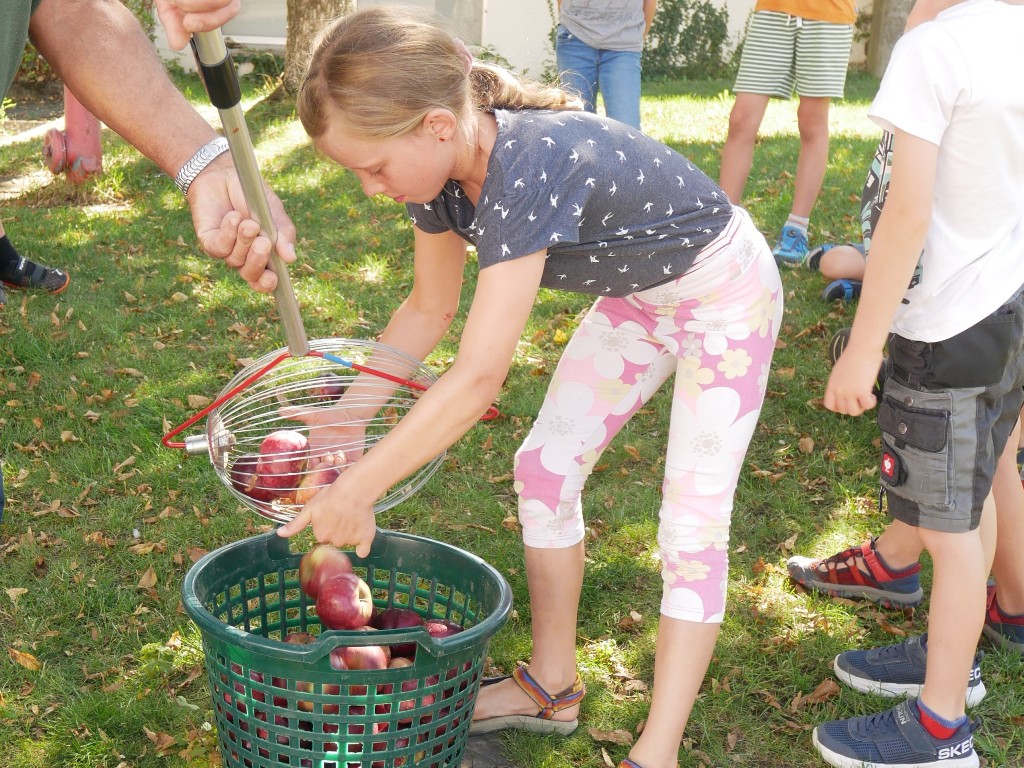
297, 6, 583, 140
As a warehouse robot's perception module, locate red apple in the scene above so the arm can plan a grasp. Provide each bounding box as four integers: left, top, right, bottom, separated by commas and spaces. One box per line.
228, 453, 276, 502
371, 607, 424, 659
388, 657, 414, 669
316, 572, 374, 629
309, 373, 348, 402
424, 619, 464, 640
338, 643, 390, 670
294, 454, 344, 506
283, 631, 316, 645
299, 544, 353, 599
255, 429, 309, 494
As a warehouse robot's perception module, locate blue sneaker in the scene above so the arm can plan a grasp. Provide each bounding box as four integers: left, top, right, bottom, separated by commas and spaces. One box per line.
772, 224, 809, 266
813, 698, 980, 768
983, 584, 1024, 653
833, 635, 986, 707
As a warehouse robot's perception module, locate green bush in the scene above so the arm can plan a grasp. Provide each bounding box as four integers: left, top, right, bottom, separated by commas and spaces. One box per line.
643, 0, 731, 80
15, 0, 155, 87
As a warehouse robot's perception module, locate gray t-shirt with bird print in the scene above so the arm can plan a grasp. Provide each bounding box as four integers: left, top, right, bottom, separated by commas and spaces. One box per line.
407, 108, 733, 298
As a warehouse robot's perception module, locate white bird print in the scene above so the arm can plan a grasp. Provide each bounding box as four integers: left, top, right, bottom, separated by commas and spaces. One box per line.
571, 114, 583, 121
570, 149, 580, 163
410, 214, 418, 225
601, 122, 610, 131
603, 287, 612, 293
589, 255, 600, 263
615, 150, 626, 162
666, 203, 674, 216
514, 178, 525, 188
578, 218, 586, 227
644, 202, 654, 212
712, 191, 720, 199
618, 265, 629, 273
584, 278, 597, 285
424, 203, 433, 211
686, 163, 694, 171
696, 197, 704, 208
637, 169, 645, 184
677, 176, 685, 188
663, 265, 673, 275
585, 177, 596, 188
559, 274, 568, 280
494, 202, 510, 219
712, 207, 720, 214
627, 132, 636, 139
653, 157, 662, 167
599, 241, 608, 248
504, 140, 516, 149
645, 229, 656, 235
528, 211, 537, 222
496, 115, 507, 127
501, 244, 511, 256
555, 119, 566, 126
586, 138, 596, 147
550, 232, 564, 242
477, 226, 486, 235
550, 193, 559, 208
540, 170, 548, 182
542, 137, 556, 147
702, 228, 712, 234
631, 283, 640, 290
616, 227, 629, 236
572, 203, 584, 217
602, 213, 614, 226
609, 181, 617, 195
680, 237, 690, 246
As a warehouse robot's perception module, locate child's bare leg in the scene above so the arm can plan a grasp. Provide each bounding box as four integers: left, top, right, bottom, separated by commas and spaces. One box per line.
626, 617, 719, 768
819, 245, 867, 281
918, 510, 991, 720
991, 419, 1024, 613
791, 95, 831, 219
471, 543, 583, 723
719, 92, 770, 203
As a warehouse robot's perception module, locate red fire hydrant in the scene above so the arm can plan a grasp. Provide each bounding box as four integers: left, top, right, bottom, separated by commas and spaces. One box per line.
42, 85, 102, 184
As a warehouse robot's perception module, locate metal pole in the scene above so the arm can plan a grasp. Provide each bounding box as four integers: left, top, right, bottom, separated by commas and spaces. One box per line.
191, 30, 309, 357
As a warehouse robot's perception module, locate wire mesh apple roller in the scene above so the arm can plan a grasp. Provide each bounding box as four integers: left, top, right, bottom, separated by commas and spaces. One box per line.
164, 338, 446, 524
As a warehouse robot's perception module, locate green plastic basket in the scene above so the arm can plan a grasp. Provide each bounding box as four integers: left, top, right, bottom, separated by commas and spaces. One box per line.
182, 530, 512, 768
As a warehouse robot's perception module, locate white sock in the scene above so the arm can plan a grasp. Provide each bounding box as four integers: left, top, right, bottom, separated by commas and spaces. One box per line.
785, 214, 809, 235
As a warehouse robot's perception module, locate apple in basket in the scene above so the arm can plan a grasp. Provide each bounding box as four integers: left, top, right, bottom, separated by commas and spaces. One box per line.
228, 453, 277, 503
299, 544, 353, 599
316, 572, 374, 630
294, 453, 346, 506
255, 429, 309, 494
329, 641, 391, 671
424, 618, 464, 640
371, 607, 425, 660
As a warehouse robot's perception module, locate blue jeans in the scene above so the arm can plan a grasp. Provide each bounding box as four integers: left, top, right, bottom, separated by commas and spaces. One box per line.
555, 25, 642, 129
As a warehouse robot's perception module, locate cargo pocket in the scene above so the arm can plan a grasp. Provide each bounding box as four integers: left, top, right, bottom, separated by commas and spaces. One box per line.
876, 378, 953, 508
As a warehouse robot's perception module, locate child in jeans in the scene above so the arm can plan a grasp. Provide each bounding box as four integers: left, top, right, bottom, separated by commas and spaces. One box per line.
814, 0, 1024, 765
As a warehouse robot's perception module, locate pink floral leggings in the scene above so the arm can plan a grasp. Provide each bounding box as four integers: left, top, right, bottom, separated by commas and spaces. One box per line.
514, 210, 783, 623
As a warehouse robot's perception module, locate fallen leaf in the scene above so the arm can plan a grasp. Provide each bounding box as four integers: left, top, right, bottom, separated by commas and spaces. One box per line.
588, 728, 634, 746
9, 648, 42, 671
187, 395, 211, 408
137, 567, 158, 589
600, 747, 615, 768
798, 436, 815, 454
5, 587, 28, 605
804, 677, 841, 705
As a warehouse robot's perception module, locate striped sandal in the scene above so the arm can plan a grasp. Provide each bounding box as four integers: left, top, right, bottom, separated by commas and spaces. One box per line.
469, 664, 585, 736
619, 760, 644, 768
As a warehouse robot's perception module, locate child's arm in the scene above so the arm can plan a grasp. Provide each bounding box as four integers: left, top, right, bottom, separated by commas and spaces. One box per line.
824, 128, 939, 416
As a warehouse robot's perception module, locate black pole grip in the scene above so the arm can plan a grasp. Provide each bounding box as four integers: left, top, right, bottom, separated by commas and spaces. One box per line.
190, 38, 241, 110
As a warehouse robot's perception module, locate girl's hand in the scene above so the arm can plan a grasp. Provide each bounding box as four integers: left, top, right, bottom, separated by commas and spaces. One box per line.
280, 404, 369, 463
824, 344, 883, 416
276, 471, 378, 556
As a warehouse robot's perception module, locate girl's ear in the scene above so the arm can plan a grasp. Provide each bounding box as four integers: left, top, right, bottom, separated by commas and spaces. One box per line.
421, 109, 459, 142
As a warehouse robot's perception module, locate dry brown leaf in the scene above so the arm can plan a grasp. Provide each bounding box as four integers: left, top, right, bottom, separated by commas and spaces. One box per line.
500, 515, 520, 532
9, 648, 42, 671
804, 677, 841, 705
588, 727, 634, 746
112, 456, 136, 474
143, 726, 177, 755
117, 368, 145, 378
187, 395, 211, 408
5, 587, 28, 605
600, 747, 615, 768
798, 436, 815, 454
137, 566, 158, 589
623, 444, 641, 460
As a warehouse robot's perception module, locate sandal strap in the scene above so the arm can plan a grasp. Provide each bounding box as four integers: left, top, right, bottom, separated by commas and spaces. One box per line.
510, 665, 585, 720
1, 256, 69, 293
619, 760, 644, 768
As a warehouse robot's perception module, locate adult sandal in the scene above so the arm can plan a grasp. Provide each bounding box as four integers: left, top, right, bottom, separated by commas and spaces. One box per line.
469, 664, 585, 736
0, 255, 70, 295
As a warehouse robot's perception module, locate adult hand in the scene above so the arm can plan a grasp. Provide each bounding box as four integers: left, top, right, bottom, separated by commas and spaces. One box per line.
824, 343, 883, 417
276, 474, 379, 557
155, 0, 241, 51
186, 156, 297, 293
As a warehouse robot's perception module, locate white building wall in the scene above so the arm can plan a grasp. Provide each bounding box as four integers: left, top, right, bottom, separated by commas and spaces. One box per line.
153, 0, 870, 76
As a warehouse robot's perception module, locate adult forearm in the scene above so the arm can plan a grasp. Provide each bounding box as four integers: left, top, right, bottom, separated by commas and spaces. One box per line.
30, 0, 219, 178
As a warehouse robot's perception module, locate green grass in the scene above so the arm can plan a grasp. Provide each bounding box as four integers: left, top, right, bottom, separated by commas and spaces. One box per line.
2, 66, 1022, 768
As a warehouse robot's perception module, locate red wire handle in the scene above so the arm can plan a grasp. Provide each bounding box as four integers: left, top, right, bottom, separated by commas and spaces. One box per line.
161, 351, 499, 450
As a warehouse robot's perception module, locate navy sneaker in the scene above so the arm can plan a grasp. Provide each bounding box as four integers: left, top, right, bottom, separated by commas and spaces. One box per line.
787, 538, 922, 608
813, 698, 980, 768
983, 584, 1024, 653
822, 278, 863, 302
833, 635, 986, 707
772, 224, 809, 266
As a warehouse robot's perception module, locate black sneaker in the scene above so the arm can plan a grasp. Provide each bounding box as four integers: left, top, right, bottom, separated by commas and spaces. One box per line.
0, 255, 70, 295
